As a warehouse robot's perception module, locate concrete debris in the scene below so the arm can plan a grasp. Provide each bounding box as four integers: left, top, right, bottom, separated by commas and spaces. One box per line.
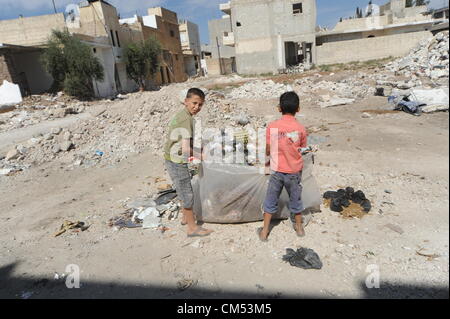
386, 31, 449, 82
227, 80, 293, 99
0, 80, 22, 107
0, 93, 88, 133
410, 88, 449, 113
5, 148, 20, 161
319, 96, 356, 108
280, 63, 312, 74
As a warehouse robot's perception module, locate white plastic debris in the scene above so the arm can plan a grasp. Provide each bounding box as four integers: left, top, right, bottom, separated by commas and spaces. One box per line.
0, 80, 22, 107
410, 88, 449, 112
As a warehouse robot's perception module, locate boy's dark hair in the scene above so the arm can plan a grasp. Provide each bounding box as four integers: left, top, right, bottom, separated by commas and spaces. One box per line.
186, 88, 206, 100
279, 91, 300, 115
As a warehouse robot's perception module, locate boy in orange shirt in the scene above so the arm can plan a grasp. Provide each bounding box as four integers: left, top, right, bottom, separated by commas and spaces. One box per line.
258, 91, 308, 242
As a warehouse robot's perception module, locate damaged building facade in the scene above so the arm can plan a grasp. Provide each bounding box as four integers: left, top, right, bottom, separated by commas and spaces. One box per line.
179, 20, 202, 77
204, 0, 448, 74
119, 7, 187, 85
0, 0, 189, 98
201, 15, 237, 76
315, 0, 449, 65
217, 0, 317, 75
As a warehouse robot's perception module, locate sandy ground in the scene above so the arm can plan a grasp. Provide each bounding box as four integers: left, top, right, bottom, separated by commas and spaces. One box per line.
0, 74, 448, 299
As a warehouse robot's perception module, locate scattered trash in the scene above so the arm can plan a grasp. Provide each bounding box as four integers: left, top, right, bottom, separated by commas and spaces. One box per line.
142, 207, 162, 229
364, 251, 376, 258
384, 223, 404, 235
127, 197, 157, 209
155, 189, 177, 205
95, 150, 104, 157
388, 87, 449, 115
323, 187, 371, 218
375, 87, 385, 96
416, 249, 440, 261
54, 220, 90, 237
177, 278, 198, 291
282, 247, 323, 270
109, 209, 142, 229
20, 291, 34, 299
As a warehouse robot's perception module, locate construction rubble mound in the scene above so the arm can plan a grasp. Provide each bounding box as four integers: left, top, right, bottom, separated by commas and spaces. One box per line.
386, 31, 449, 82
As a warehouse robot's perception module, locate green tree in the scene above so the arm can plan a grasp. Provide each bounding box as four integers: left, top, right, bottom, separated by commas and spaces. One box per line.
41, 30, 104, 99
124, 37, 162, 91
406, 0, 414, 7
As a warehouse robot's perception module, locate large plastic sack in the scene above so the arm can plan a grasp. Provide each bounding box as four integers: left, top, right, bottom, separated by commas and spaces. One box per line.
192, 153, 321, 224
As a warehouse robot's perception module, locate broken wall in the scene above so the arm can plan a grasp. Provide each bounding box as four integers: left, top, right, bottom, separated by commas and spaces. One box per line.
205, 58, 234, 75
316, 30, 433, 65
206, 17, 236, 59
11, 51, 53, 94
0, 14, 66, 46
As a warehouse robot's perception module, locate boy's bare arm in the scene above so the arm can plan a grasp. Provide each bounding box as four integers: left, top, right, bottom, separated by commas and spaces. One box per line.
182, 139, 203, 160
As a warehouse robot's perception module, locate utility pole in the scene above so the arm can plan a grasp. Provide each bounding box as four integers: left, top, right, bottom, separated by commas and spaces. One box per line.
52, 0, 57, 14
216, 36, 224, 75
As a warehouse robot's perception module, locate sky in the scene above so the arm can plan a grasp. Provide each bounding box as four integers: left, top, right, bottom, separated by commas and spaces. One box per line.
0, 0, 448, 44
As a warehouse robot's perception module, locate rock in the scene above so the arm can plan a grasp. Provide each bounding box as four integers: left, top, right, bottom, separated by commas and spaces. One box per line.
52, 145, 61, 154
62, 131, 72, 141
5, 149, 19, 161
27, 138, 41, 147
51, 127, 62, 135
362, 112, 372, 119
60, 141, 73, 152
320, 97, 355, 108
0, 168, 13, 175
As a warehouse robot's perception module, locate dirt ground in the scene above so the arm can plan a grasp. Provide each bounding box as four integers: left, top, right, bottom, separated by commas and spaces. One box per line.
0, 72, 448, 299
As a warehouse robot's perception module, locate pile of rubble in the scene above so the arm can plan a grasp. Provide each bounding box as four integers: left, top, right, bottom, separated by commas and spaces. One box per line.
386, 31, 449, 81
280, 63, 312, 75
1, 84, 268, 172
227, 80, 293, 100
0, 92, 88, 133
294, 72, 374, 107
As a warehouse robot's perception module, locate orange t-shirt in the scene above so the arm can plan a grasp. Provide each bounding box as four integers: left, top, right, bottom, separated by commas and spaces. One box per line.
266, 115, 308, 174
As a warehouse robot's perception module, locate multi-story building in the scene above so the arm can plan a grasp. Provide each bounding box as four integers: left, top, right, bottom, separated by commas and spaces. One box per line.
218, 0, 317, 75
119, 7, 187, 85
315, 0, 449, 65
179, 20, 202, 77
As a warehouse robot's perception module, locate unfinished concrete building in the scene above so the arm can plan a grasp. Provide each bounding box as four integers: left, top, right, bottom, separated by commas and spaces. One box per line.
179, 20, 202, 77
0, 1, 187, 97
201, 16, 237, 76
316, 0, 449, 65
219, 0, 317, 75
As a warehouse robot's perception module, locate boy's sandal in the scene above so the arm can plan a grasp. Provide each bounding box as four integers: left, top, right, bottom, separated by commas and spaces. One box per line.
187, 227, 213, 238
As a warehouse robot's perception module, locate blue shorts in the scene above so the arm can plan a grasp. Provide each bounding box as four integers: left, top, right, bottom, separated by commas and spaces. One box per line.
263, 171, 304, 215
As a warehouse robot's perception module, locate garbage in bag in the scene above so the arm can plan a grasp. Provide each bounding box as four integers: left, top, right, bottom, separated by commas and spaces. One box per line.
282, 247, 323, 270
192, 153, 322, 223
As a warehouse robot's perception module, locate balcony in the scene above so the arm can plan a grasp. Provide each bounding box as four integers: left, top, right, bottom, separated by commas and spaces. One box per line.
223, 32, 235, 47
220, 2, 231, 15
